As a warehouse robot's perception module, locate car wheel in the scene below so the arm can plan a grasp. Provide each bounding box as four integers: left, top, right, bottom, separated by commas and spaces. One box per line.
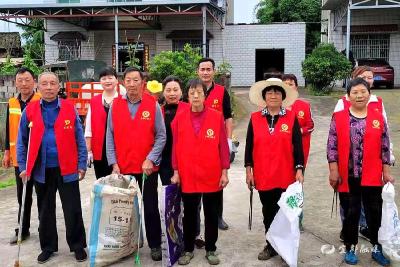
387, 82, 394, 89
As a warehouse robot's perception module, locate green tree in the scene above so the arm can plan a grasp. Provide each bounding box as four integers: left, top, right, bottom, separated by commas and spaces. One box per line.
17, 19, 45, 66
22, 54, 42, 76
255, 0, 321, 52
302, 43, 352, 94
148, 44, 202, 92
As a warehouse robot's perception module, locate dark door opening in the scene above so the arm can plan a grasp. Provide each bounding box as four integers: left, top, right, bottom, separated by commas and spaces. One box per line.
255, 49, 285, 82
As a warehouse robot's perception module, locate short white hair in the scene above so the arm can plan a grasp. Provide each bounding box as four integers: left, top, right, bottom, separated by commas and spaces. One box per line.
38, 72, 59, 83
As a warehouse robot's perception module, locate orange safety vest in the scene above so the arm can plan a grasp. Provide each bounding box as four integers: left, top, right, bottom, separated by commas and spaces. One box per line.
8, 93, 41, 167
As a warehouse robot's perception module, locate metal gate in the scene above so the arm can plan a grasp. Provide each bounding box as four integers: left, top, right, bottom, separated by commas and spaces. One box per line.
350, 34, 390, 60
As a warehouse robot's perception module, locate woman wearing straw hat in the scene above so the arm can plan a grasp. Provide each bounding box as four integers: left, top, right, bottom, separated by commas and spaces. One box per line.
327, 78, 393, 266
245, 78, 304, 261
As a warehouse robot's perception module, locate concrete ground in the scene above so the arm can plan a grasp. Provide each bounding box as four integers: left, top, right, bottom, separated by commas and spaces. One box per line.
1, 88, 400, 267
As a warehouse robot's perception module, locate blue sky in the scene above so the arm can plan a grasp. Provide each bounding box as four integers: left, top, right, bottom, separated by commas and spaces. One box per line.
234, 0, 259, 23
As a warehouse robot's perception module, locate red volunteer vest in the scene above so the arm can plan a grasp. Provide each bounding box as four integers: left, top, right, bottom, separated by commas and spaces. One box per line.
342, 95, 383, 114
112, 94, 156, 174
335, 109, 384, 192
251, 110, 296, 191
90, 94, 107, 160
25, 99, 78, 178
291, 99, 312, 167
204, 83, 225, 113
175, 108, 223, 193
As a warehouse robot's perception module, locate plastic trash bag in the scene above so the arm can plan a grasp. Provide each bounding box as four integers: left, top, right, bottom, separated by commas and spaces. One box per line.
378, 182, 400, 262
267, 181, 304, 267
159, 184, 184, 267
89, 174, 140, 267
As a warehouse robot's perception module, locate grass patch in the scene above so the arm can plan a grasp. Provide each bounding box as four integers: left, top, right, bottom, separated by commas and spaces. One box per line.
0, 177, 16, 189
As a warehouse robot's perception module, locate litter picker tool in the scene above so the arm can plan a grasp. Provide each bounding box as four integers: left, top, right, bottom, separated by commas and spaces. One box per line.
248, 186, 254, 230
135, 173, 148, 267
14, 121, 33, 267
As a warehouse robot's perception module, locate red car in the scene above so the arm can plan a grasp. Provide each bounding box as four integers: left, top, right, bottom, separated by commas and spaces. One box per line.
357, 58, 395, 89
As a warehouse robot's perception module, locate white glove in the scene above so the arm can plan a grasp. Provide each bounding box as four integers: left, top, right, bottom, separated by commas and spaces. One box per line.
87, 151, 93, 168
227, 138, 233, 154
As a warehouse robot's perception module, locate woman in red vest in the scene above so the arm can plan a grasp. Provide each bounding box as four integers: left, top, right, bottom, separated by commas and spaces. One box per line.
327, 78, 393, 266
159, 75, 188, 185
334, 66, 395, 242
245, 78, 304, 262
85, 67, 120, 179
171, 79, 229, 266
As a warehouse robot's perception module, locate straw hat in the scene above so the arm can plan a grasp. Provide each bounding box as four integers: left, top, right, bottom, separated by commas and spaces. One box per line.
249, 78, 298, 108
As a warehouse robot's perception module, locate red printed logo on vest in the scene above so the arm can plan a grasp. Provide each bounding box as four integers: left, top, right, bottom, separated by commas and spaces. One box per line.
372, 120, 380, 129
64, 120, 73, 130
297, 111, 304, 119
212, 99, 219, 108
141, 111, 151, 120
206, 128, 215, 139
280, 124, 291, 133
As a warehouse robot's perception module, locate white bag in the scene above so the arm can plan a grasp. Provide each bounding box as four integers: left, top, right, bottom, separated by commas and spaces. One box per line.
159, 184, 184, 267
378, 182, 400, 261
266, 181, 304, 267
88, 174, 140, 267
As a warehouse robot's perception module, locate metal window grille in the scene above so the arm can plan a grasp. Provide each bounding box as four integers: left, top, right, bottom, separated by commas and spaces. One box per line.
350, 34, 390, 60
172, 39, 209, 57
58, 40, 81, 61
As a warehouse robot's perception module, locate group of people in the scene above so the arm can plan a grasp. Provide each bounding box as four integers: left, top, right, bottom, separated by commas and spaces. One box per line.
1, 58, 395, 266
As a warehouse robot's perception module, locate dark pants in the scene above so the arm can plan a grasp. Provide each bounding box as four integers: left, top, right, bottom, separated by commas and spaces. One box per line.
159, 165, 172, 186
34, 168, 86, 253
339, 177, 383, 250
195, 190, 224, 236
93, 160, 112, 179
259, 188, 285, 242
93, 137, 112, 179
15, 167, 34, 236
182, 191, 221, 252
131, 172, 162, 249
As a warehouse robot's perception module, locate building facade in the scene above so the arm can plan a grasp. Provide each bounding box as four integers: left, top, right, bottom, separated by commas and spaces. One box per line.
322, 0, 400, 86
0, 0, 306, 87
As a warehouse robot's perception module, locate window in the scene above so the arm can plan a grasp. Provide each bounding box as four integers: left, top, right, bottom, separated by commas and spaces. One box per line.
58, 0, 80, 3
351, 34, 390, 61
172, 40, 209, 57
58, 40, 81, 61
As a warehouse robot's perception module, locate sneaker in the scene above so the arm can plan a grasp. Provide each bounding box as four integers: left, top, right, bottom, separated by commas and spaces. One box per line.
9, 231, 30, 245
218, 217, 229, 230
74, 249, 87, 262
344, 247, 358, 265
178, 251, 194, 265
359, 226, 370, 241
205, 251, 220, 265
372, 245, 390, 266
258, 245, 277, 261
37, 251, 53, 264
151, 247, 162, 261
195, 235, 205, 249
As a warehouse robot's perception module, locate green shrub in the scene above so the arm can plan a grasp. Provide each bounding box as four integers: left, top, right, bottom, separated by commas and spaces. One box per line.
148, 44, 202, 92
302, 43, 352, 94
0, 56, 17, 76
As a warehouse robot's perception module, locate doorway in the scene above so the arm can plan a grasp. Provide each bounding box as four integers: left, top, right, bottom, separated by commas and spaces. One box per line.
255, 49, 285, 82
